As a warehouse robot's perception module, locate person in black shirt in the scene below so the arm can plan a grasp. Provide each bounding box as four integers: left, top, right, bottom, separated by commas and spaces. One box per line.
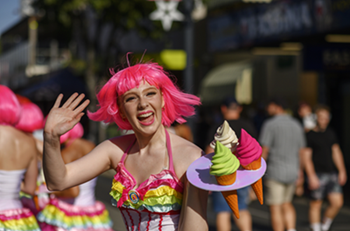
302, 105, 347, 231
206, 97, 257, 231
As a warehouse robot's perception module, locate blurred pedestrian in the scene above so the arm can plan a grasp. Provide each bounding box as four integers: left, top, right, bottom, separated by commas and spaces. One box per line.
37, 122, 113, 230
0, 85, 40, 231
259, 97, 305, 231
206, 96, 257, 231
297, 102, 316, 132
302, 105, 347, 231
167, 122, 193, 142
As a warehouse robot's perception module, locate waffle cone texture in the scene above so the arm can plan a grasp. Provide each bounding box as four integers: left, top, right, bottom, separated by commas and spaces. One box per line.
215, 172, 240, 219
243, 157, 263, 204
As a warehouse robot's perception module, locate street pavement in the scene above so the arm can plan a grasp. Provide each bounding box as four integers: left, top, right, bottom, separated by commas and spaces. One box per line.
96, 171, 350, 231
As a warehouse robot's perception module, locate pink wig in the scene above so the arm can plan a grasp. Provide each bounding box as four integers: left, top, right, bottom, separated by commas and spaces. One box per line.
60, 122, 84, 144
15, 100, 44, 133
88, 62, 201, 130
0, 85, 22, 126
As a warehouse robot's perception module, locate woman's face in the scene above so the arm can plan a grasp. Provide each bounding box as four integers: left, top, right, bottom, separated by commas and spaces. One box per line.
120, 81, 164, 135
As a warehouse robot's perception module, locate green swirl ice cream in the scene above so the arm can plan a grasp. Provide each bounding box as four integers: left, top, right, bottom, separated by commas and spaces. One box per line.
210, 140, 240, 176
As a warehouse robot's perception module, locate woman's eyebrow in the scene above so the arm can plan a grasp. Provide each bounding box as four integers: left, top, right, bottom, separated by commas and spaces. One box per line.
142, 86, 158, 92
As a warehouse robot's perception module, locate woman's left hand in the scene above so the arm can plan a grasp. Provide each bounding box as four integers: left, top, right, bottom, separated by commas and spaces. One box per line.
45, 93, 90, 138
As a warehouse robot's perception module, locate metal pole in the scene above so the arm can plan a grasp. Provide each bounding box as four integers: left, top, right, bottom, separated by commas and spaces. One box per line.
184, 0, 194, 95
183, 0, 195, 137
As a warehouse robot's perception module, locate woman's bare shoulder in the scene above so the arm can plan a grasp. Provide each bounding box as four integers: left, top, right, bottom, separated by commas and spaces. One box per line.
91, 134, 135, 166
170, 133, 203, 175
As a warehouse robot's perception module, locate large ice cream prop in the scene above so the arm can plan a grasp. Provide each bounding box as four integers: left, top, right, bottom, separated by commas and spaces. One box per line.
210, 141, 241, 218
210, 120, 238, 153
236, 129, 263, 204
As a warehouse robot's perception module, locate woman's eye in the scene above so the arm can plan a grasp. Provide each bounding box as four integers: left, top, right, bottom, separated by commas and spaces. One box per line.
125, 97, 135, 102
147, 92, 156, 96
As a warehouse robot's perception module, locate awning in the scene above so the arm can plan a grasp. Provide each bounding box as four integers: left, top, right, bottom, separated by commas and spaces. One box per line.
199, 61, 252, 105
20, 68, 88, 102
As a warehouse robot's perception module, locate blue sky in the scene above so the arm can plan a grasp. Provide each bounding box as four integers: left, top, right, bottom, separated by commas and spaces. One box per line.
0, 0, 21, 35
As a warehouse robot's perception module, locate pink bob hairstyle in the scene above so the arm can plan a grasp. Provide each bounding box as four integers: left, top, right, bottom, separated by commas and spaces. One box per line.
60, 122, 84, 144
15, 99, 44, 133
0, 85, 22, 126
88, 62, 201, 130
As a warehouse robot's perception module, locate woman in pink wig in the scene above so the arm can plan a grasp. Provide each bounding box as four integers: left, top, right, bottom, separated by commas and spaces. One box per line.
15, 97, 48, 216
43, 59, 208, 231
38, 122, 113, 231
0, 85, 40, 231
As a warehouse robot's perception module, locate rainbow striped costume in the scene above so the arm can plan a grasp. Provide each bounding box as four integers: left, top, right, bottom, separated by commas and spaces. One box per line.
110, 129, 184, 231
0, 169, 40, 231
37, 178, 113, 231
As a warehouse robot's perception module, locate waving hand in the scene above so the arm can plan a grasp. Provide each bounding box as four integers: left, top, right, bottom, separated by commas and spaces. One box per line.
45, 93, 90, 138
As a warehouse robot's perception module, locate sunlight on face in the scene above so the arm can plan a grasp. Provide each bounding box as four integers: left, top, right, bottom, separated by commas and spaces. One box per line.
120, 81, 164, 133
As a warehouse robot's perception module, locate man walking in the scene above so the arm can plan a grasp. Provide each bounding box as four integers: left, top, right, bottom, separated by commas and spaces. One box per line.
259, 98, 305, 231
302, 105, 347, 231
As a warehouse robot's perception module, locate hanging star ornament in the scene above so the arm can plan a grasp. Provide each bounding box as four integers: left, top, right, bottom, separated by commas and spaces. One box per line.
149, 0, 185, 31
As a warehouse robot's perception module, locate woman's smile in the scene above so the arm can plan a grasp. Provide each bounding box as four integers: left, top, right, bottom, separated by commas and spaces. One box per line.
121, 82, 164, 132
137, 111, 154, 126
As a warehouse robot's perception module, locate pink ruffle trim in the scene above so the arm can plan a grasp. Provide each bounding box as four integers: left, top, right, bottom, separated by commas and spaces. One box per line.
49, 197, 106, 217
114, 163, 183, 207
0, 208, 34, 221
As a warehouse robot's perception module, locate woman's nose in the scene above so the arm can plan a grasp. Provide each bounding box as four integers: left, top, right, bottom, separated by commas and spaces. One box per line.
138, 98, 148, 109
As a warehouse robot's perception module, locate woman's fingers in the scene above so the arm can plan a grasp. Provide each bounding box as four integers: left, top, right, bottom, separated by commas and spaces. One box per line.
53, 94, 64, 108
73, 99, 90, 117
62, 93, 79, 108
69, 94, 86, 110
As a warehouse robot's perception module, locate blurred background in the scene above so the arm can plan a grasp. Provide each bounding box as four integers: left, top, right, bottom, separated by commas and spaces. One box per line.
1, 0, 350, 230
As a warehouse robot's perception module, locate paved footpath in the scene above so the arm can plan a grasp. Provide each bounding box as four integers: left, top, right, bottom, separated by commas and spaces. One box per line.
96, 172, 350, 231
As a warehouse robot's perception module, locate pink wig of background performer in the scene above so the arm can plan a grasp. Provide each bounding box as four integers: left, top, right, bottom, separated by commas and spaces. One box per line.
15, 96, 44, 133
60, 122, 84, 145
88, 62, 201, 130
0, 85, 22, 126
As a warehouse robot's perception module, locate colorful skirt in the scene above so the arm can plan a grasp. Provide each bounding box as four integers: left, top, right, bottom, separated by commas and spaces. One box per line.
37, 197, 113, 231
0, 208, 40, 231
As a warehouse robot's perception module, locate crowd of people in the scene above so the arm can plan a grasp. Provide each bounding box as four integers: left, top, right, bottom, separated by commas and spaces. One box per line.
0, 58, 348, 231
204, 97, 347, 231
0, 85, 113, 231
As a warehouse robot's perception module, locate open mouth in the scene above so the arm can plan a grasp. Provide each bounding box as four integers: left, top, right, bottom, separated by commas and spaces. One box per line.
137, 112, 154, 125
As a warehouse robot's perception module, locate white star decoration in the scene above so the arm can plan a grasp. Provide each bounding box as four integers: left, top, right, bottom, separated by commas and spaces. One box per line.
150, 0, 185, 31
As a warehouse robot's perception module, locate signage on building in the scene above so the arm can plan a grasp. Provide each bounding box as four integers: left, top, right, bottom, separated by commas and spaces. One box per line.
208, 0, 350, 51
303, 45, 350, 72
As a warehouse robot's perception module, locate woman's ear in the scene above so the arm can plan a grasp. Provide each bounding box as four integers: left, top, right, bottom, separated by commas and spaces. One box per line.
161, 92, 165, 109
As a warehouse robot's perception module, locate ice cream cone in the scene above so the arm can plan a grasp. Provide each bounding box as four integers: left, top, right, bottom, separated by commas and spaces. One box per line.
242, 157, 263, 204
221, 190, 239, 219
210, 120, 238, 153
211, 141, 241, 218
215, 172, 240, 219
215, 172, 236, 185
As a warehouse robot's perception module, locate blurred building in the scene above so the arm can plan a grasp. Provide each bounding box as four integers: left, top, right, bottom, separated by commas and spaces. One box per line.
197, 0, 350, 197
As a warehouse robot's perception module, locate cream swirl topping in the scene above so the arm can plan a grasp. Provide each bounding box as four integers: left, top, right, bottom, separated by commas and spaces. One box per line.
210, 120, 238, 151
210, 141, 240, 176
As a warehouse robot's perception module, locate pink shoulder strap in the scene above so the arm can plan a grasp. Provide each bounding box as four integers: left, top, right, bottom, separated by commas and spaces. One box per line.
120, 137, 136, 164
165, 129, 175, 173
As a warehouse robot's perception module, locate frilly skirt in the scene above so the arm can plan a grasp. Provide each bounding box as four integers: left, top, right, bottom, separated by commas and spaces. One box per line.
0, 207, 40, 231
37, 197, 113, 231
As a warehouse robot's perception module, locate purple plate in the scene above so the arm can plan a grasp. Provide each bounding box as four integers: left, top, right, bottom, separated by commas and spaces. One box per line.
187, 153, 267, 192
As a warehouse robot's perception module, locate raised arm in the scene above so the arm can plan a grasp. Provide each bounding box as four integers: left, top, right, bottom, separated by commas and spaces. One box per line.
332, 144, 347, 186
43, 93, 90, 191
